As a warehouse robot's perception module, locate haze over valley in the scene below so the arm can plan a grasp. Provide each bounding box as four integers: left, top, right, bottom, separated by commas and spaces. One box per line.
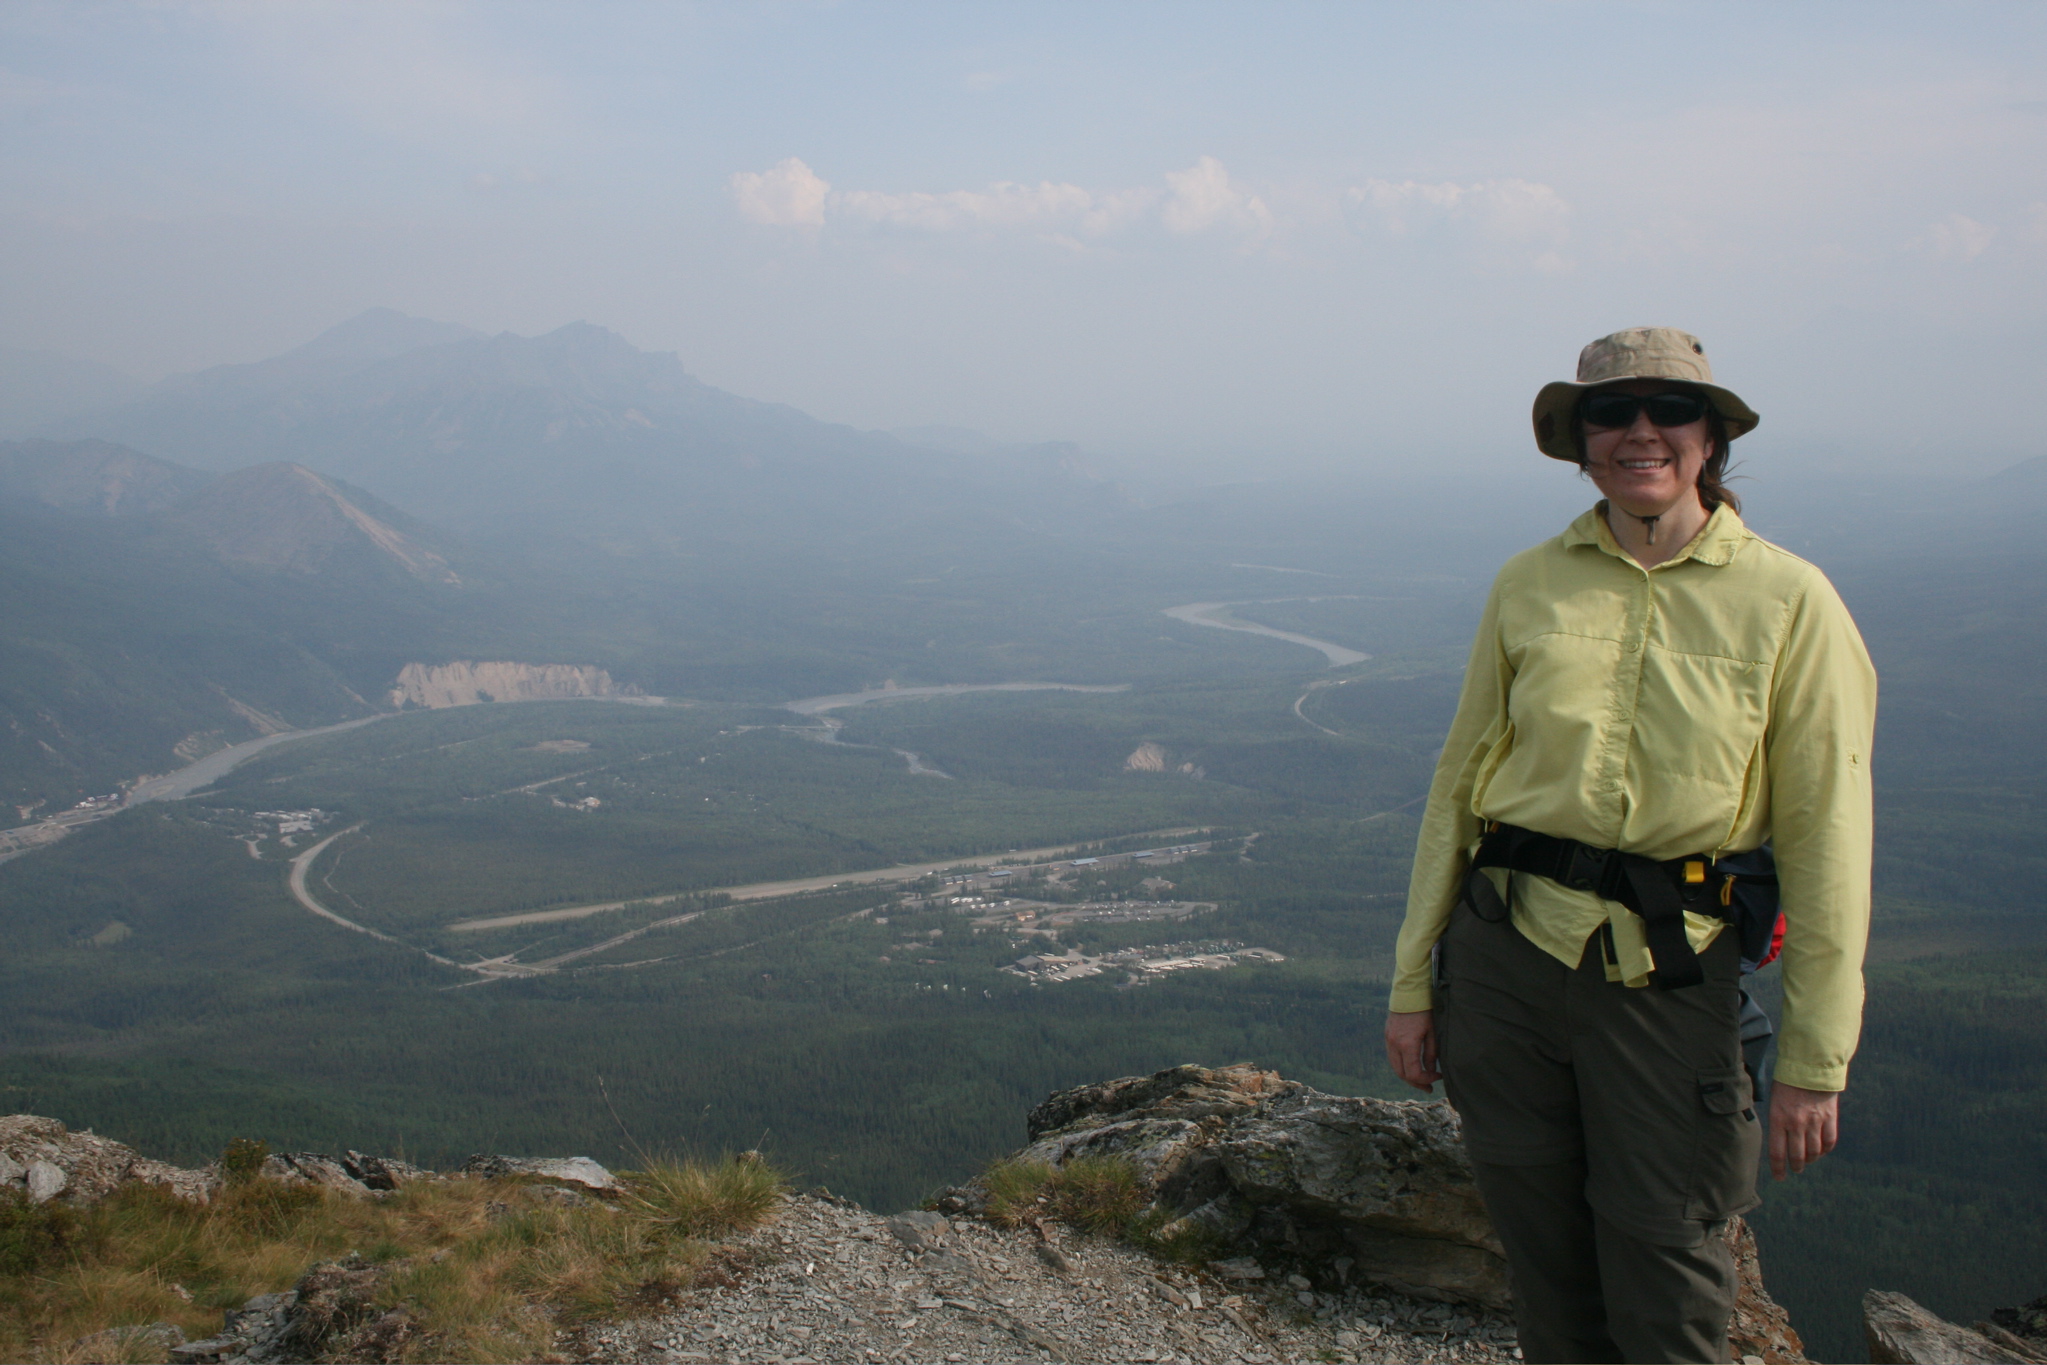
3, 7, 2045, 1360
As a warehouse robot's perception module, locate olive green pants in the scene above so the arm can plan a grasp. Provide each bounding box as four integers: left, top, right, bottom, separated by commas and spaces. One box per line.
1436, 902, 1762, 1364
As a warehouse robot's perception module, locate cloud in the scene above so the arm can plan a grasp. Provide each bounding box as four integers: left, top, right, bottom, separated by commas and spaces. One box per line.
729, 156, 1278, 246
1923, 212, 1996, 261
1344, 177, 1571, 244
1161, 156, 1273, 237
731, 158, 831, 227
836, 179, 1095, 232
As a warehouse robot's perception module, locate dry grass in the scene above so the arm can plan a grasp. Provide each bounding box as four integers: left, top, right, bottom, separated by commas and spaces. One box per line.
979, 1154, 1223, 1264
980, 1155, 1146, 1234
981, 1158, 1057, 1228
0, 1156, 786, 1365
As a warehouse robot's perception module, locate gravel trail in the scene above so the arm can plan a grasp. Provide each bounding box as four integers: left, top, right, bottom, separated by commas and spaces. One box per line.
578, 1193, 1520, 1365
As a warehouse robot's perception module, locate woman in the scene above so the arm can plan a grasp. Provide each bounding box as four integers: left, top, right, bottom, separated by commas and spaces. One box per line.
1383, 328, 1876, 1364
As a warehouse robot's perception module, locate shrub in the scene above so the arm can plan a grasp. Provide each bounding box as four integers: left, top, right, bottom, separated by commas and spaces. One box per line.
218, 1138, 269, 1186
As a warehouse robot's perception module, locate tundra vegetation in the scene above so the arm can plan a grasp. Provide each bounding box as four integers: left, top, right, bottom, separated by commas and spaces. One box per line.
0, 1149, 785, 1363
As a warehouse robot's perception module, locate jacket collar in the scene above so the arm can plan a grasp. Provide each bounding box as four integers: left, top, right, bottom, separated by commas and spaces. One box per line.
1564, 502, 1747, 568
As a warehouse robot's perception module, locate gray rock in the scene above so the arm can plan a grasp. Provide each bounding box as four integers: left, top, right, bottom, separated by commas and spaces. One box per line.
1866, 1290, 2040, 1364
73, 1321, 186, 1358
259, 1152, 370, 1194
0, 1113, 220, 1205
341, 1149, 429, 1190
25, 1158, 67, 1204
1212, 1091, 1498, 1254
1001, 1063, 1796, 1331
459, 1153, 619, 1191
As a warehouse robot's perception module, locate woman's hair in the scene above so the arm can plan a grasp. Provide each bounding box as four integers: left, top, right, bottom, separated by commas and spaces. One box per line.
1571, 391, 1742, 515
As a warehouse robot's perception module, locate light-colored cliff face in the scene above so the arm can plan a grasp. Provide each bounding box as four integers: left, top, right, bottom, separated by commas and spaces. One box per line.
388, 662, 637, 710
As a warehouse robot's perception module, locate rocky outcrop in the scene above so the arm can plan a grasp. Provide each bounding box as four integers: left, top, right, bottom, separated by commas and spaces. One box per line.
457, 1153, 620, 1192
0, 1114, 219, 1205
388, 660, 639, 709
942, 1064, 1806, 1361
172, 1255, 415, 1364
1998, 1294, 2047, 1348
0, 1115, 603, 1212
1865, 1290, 2047, 1364
255, 1150, 434, 1195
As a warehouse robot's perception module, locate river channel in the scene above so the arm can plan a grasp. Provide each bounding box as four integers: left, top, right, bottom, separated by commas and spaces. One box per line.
109, 682, 1136, 812
104, 640, 1346, 816
1162, 600, 1370, 667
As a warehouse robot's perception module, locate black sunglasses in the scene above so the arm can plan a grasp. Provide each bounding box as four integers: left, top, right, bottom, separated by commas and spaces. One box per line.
1578, 390, 1711, 430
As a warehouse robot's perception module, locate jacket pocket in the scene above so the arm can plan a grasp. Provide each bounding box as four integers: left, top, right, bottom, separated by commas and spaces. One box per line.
1685, 1067, 1762, 1223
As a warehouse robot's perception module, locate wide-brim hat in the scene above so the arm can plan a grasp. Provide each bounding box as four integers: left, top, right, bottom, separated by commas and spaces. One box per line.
1532, 327, 1759, 462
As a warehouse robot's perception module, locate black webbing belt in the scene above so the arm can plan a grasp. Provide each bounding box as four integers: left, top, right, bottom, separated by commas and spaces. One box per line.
1463, 822, 1719, 991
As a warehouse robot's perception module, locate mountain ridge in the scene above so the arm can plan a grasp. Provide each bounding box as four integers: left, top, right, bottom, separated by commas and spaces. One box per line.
44, 311, 1125, 545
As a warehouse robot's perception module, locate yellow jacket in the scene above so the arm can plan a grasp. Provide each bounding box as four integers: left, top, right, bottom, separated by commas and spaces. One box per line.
1391, 503, 1877, 1092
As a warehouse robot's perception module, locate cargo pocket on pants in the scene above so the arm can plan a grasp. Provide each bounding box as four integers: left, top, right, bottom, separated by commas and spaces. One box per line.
1685, 1068, 1762, 1223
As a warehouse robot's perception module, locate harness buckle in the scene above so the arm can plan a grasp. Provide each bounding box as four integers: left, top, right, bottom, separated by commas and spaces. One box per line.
1558, 843, 1611, 894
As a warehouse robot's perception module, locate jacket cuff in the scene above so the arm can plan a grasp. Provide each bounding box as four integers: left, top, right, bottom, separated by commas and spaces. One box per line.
1388, 982, 1435, 1013
1771, 1059, 1848, 1093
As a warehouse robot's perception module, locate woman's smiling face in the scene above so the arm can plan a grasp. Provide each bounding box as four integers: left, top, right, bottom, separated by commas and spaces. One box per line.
1579, 379, 1714, 515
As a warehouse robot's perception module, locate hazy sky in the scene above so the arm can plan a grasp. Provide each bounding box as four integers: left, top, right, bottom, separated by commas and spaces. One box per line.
3, 1, 2043, 475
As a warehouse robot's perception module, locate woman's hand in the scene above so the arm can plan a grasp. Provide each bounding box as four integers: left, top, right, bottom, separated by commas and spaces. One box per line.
1385, 1010, 1441, 1093
1769, 1083, 1840, 1179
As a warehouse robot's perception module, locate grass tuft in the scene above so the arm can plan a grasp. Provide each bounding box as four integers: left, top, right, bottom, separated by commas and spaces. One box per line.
981, 1159, 1056, 1228
981, 1154, 1151, 1237
626, 1153, 785, 1239
1044, 1155, 1146, 1234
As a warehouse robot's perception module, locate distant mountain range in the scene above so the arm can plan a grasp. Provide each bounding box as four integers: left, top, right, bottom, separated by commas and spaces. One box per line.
4, 309, 2038, 811
38, 310, 1115, 549
0, 438, 458, 583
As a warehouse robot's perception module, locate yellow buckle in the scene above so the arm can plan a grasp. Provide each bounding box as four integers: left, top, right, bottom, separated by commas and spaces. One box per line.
1683, 860, 1707, 885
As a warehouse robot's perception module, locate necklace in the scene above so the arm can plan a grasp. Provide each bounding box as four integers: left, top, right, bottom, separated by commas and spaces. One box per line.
1615, 506, 1663, 544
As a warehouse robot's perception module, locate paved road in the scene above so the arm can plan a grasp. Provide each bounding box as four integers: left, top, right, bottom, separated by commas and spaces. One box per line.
284, 826, 532, 978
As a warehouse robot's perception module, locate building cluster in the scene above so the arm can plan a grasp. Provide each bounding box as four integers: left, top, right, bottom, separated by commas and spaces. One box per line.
1004, 942, 1284, 987
255, 809, 330, 836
